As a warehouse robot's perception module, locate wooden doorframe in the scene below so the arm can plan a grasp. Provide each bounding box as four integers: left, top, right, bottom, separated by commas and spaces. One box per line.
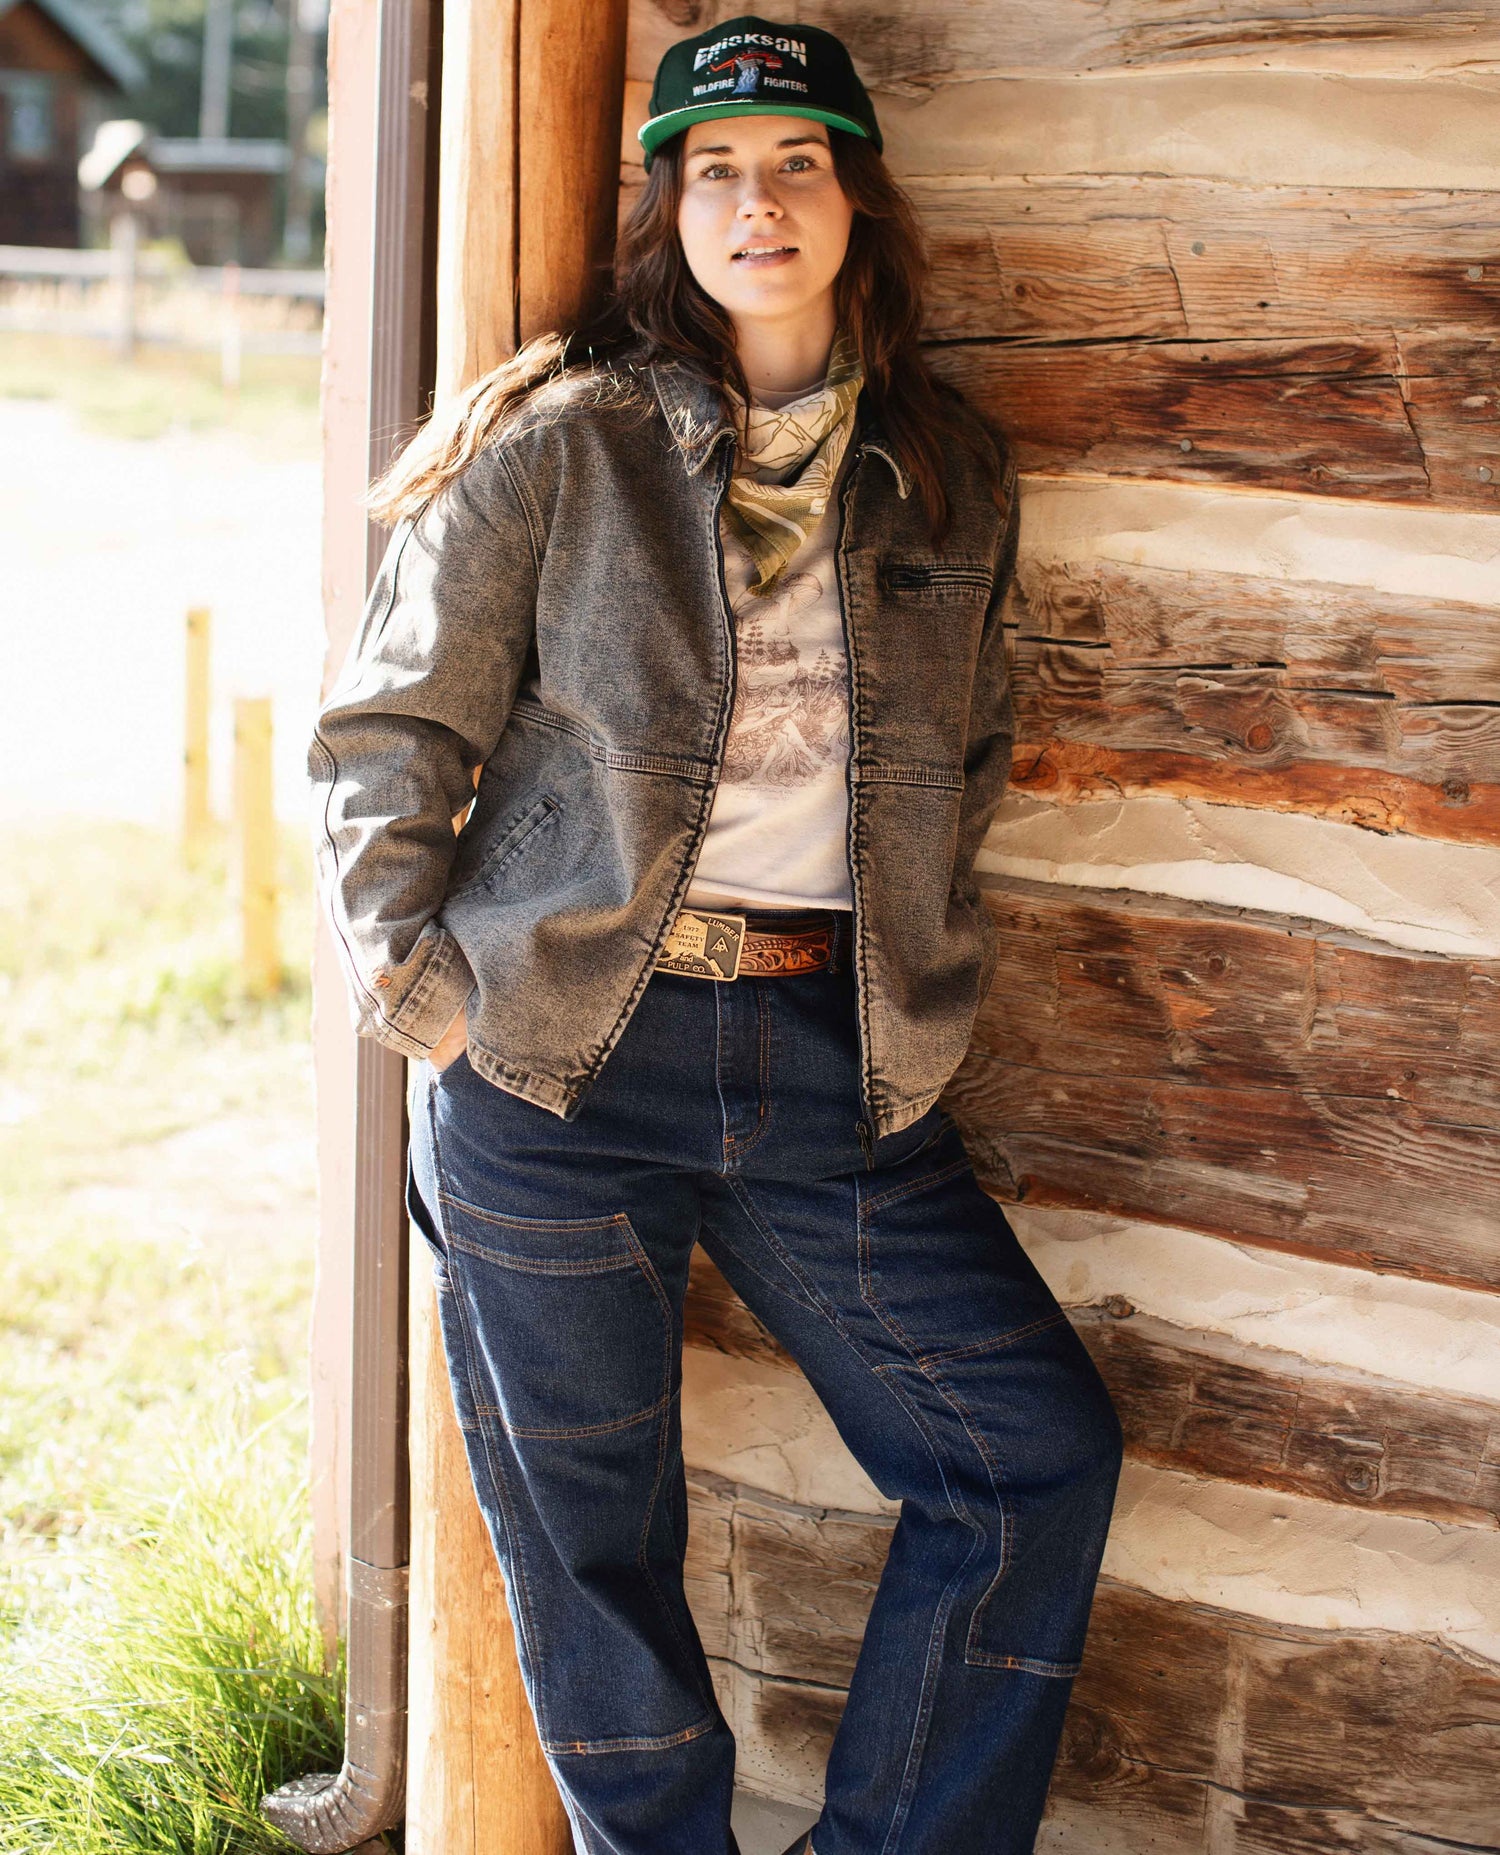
403, 4, 629, 1847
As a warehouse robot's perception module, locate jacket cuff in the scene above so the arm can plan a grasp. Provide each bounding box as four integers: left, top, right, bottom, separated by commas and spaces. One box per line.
359, 926, 476, 1059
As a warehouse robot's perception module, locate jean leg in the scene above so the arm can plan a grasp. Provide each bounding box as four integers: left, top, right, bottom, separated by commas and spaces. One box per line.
407, 1054, 740, 1855
699, 1119, 1123, 1855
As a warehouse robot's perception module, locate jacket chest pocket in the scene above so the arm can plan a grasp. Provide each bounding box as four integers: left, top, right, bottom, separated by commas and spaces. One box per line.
879, 560, 993, 597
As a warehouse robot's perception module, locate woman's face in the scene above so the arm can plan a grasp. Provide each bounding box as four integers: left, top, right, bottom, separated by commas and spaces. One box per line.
676, 114, 855, 331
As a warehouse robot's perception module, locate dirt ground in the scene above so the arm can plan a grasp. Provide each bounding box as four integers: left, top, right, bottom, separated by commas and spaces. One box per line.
1, 395, 324, 826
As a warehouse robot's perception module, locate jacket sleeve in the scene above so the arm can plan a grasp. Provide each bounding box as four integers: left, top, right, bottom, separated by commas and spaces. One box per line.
953, 440, 1020, 911
309, 443, 542, 1060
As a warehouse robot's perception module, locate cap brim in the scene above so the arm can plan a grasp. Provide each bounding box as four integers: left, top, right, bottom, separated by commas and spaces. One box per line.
638, 101, 874, 164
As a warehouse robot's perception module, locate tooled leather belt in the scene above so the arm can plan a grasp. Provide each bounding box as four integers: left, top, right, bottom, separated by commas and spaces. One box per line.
654, 907, 836, 981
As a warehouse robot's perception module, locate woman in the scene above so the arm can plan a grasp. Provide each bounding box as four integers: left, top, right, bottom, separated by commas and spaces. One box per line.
311, 16, 1122, 1853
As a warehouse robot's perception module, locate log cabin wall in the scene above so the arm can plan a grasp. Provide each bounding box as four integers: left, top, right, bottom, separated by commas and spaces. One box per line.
622, 5, 1500, 1849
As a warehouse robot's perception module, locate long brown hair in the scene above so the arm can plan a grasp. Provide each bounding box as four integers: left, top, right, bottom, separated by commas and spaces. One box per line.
368, 128, 988, 537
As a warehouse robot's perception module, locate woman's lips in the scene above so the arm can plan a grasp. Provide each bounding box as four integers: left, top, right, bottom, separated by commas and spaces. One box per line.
731, 245, 797, 266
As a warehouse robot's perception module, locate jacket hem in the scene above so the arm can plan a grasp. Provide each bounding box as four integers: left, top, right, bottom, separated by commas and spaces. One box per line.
465, 1043, 582, 1119
871, 1089, 944, 1140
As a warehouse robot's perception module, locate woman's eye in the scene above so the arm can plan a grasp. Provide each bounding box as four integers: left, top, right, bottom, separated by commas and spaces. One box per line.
700, 163, 733, 180
782, 155, 816, 172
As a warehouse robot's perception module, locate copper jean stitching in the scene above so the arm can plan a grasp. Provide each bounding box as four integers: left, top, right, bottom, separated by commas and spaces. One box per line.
542, 1712, 718, 1757
471, 1384, 675, 1440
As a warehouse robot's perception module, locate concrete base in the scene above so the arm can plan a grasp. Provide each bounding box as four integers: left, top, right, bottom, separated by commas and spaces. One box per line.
732, 1789, 819, 1855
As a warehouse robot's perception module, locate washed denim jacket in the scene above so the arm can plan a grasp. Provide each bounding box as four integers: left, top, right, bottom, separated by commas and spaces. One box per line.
310, 357, 1019, 1140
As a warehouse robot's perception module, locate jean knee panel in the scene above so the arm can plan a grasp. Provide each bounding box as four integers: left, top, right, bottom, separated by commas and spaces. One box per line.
942, 1324, 1122, 1678
854, 1131, 1120, 1676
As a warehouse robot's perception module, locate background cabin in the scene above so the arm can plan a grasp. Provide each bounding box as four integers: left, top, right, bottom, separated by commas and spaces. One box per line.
312, 2, 1500, 1849
79, 119, 293, 266
0, 0, 138, 246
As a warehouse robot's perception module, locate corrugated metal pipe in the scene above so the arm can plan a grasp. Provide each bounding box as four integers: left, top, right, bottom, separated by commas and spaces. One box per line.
262, 0, 434, 1840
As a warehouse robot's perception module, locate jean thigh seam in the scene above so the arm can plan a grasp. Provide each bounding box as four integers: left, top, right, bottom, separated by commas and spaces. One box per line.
628, 1224, 717, 1715
919, 1354, 1017, 1659
725, 1180, 981, 1528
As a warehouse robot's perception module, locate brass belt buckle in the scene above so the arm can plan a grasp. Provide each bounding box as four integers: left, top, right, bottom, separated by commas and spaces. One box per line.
656, 908, 746, 981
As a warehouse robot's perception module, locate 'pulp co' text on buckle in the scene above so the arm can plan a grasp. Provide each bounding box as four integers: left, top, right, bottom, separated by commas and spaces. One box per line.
656, 908, 746, 980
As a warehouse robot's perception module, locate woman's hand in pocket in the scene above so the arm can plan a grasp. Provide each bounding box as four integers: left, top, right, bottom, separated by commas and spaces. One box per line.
426, 1003, 469, 1073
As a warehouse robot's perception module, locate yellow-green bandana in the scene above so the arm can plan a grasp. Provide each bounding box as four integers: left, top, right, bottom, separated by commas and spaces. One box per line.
723, 329, 864, 597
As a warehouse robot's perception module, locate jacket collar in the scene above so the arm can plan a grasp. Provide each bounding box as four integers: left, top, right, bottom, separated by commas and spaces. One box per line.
646, 357, 912, 499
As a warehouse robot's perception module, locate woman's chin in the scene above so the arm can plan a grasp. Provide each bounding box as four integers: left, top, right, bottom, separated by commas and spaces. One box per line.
718, 277, 830, 324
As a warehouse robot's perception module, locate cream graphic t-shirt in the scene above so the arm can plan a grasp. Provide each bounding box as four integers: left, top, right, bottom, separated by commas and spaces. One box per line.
685, 373, 856, 914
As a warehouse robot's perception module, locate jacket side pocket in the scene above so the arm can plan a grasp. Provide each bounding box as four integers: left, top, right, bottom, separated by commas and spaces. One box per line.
446, 794, 560, 902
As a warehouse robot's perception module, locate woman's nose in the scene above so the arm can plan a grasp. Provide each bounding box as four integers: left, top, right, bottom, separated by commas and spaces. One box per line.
736, 174, 783, 218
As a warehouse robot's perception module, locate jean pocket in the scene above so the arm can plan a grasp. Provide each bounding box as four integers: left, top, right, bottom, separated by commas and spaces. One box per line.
435, 1197, 674, 1441
406, 1147, 444, 1256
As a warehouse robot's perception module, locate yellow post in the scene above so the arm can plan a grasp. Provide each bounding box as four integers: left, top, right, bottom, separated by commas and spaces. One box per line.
234, 696, 280, 995
183, 607, 212, 855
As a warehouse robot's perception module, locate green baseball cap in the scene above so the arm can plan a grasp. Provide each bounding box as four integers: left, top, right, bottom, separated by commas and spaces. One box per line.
638, 14, 882, 171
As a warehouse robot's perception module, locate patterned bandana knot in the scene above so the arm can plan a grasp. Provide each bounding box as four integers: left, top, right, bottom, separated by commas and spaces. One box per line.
723, 328, 864, 597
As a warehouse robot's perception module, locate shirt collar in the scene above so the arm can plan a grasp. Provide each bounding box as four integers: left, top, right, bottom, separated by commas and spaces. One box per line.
646, 357, 912, 499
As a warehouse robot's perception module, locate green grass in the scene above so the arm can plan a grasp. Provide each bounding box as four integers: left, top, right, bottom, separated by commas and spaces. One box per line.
0, 333, 321, 453
0, 1400, 343, 1855
0, 820, 339, 1852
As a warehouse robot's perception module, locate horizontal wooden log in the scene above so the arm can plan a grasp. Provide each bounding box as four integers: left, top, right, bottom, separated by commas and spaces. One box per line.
684, 1254, 1500, 1527
874, 74, 1500, 193
965, 882, 1500, 1125
1072, 1305, 1500, 1529
1057, 1582, 1500, 1852
628, 1, 1500, 82
940, 881, 1500, 1289
1008, 742, 1500, 847
929, 335, 1500, 510
682, 1471, 1500, 1848
1005, 556, 1500, 845
917, 180, 1500, 345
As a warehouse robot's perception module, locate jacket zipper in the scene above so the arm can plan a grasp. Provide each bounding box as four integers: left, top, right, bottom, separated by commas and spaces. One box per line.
692, 443, 743, 889
835, 448, 878, 1169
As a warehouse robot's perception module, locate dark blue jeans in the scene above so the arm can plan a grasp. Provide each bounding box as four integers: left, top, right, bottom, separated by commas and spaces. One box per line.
405, 913, 1122, 1855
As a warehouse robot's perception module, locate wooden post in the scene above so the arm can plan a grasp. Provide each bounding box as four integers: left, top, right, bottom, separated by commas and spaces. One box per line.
183, 606, 212, 856
220, 260, 243, 397
405, 1, 628, 1848
233, 695, 280, 996
110, 208, 139, 361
